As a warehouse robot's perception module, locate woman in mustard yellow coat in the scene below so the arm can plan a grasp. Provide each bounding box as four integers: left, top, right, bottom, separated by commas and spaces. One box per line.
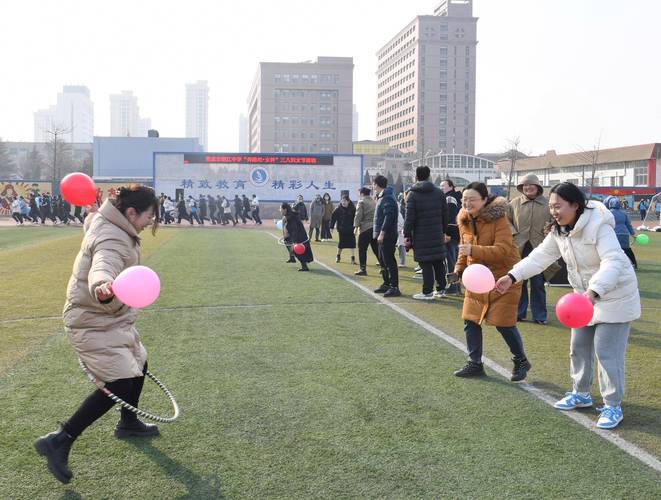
450, 182, 531, 381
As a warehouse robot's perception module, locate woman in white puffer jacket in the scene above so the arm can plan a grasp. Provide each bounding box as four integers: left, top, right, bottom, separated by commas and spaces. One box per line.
495, 182, 640, 430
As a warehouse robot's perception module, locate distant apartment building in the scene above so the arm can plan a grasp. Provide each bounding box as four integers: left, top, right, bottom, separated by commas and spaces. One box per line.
110, 90, 151, 138
186, 81, 209, 151
238, 114, 249, 152
247, 56, 354, 154
376, 0, 477, 156
33, 85, 94, 143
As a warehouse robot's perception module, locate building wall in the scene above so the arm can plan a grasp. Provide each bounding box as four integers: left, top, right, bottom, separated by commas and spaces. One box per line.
93, 136, 202, 178
376, 0, 477, 156
186, 81, 209, 151
247, 57, 354, 154
33, 86, 94, 143
110, 91, 149, 137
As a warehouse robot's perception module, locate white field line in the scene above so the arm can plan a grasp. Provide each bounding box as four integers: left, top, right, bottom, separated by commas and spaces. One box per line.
266, 232, 661, 474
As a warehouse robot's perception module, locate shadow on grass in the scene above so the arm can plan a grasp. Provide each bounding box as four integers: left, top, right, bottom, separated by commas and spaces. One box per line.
128, 440, 225, 499
60, 491, 82, 499
628, 326, 661, 350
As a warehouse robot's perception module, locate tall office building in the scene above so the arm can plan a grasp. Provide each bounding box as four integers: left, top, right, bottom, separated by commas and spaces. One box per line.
186, 80, 209, 151
238, 114, 249, 152
33, 85, 94, 143
247, 56, 353, 154
110, 90, 150, 137
376, 0, 477, 156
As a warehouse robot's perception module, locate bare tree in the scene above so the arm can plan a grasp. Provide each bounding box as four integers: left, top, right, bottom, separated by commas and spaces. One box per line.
504, 138, 521, 201
44, 127, 72, 191
0, 137, 18, 179
574, 133, 602, 197
20, 146, 47, 179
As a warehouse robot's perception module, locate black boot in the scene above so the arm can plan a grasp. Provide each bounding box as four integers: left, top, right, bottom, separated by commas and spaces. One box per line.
354, 269, 367, 276
510, 357, 531, 382
34, 424, 75, 484
115, 418, 160, 439
286, 257, 296, 263
298, 262, 310, 272
454, 361, 486, 377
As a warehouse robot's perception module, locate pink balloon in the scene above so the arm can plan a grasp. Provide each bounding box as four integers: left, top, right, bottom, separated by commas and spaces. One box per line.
462, 264, 495, 294
555, 292, 594, 329
112, 265, 161, 309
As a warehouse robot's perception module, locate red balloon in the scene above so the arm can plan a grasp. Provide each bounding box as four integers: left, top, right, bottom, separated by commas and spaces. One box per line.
555, 292, 594, 329
293, 243, 306, 255
60, 172, 97, 206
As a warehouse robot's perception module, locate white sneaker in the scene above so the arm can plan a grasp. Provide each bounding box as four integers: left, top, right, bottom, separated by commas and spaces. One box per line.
433, 290, 446, 298
413, 292, 435, 300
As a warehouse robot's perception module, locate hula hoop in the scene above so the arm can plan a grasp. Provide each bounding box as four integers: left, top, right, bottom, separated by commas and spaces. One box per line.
78, 358, 180, 423
277, 236, 310, 246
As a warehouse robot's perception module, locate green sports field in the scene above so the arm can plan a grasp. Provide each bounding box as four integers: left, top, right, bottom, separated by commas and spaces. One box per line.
1, 226, 660, 498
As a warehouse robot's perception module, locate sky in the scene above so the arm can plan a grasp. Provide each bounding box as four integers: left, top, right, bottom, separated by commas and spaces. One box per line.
1, 0, 659, 156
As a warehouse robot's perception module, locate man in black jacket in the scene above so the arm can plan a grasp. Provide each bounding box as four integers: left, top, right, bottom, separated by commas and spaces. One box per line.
404, 166, 449, 300
372, 175, 400, 297
441, 179, 461, 295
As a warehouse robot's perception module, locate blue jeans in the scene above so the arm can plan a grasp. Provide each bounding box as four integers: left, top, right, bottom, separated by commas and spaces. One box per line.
445, 239, 458, 273
518, 272, 547, 322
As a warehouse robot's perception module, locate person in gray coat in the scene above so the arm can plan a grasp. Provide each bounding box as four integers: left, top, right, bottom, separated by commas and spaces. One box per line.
308, 194, 324, 242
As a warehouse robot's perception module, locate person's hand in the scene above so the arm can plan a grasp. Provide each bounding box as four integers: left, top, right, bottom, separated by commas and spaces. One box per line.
95, 281, 114, 301
377, 232, 385, 244
495, 275, 513, 294
458, 243, 472, 256
583, 290, 598, 304
444, 234, 451, 243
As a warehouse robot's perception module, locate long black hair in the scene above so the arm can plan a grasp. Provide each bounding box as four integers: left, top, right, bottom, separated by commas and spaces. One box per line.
549, 182, 588, 233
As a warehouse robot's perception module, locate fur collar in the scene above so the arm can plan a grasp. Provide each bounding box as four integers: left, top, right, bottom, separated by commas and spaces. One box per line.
458, 196, 509, 225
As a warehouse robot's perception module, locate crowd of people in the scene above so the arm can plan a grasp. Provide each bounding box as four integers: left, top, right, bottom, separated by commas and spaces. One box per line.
279, 168, 640, 431
160, 193, 262, 226
9, 192, 86, 225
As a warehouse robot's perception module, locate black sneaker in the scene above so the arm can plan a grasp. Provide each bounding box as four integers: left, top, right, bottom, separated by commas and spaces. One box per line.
286, 258, 296, 263
454, 361, 486, 377
383, 287, 401, 297
510, 357, 531, 382
533, 320, 548, 325
354, 269, 367, 276
374, 284, 390, 293
114, 419, 160, 439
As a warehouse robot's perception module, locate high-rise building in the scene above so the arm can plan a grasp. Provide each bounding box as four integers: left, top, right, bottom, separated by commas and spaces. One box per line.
238, 114, 248, 152
110, 91, 150, 137
247, 56, 354, 154
33, 85, 94, 143
376, 0, 477, 156
186, 81, 209, 151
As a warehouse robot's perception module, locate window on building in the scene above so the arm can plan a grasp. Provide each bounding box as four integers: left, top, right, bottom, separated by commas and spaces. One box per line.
634, 166, 648, 185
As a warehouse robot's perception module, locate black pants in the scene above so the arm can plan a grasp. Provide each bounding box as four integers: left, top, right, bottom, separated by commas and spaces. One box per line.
235, 209, 246, 223
623, 247, 637, 268
64, 362, 148, 439
358, 230, 378, 270
420, 260, 446, 294
464, 320, 525, 363
321, 220, 332, 239
309, 226, 320, 241
12, 213, 23, 223
377, 236, 399, 288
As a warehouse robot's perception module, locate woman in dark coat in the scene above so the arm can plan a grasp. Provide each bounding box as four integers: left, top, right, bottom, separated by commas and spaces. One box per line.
293, 195, 308, 221
330, 195, 357, 264
281, 203, 314, 271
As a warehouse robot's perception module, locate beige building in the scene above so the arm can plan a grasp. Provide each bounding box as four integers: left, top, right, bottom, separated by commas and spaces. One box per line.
247, 56, 354, 154
185, 81, 209, 151
376, 0, 477, 157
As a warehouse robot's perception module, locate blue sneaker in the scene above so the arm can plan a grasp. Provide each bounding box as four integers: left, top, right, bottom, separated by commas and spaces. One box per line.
554, 391, 593, 410
596, 406, 623, 429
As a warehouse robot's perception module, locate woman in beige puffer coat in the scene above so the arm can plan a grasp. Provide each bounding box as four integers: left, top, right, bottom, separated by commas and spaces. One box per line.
34, 185, 160, 485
